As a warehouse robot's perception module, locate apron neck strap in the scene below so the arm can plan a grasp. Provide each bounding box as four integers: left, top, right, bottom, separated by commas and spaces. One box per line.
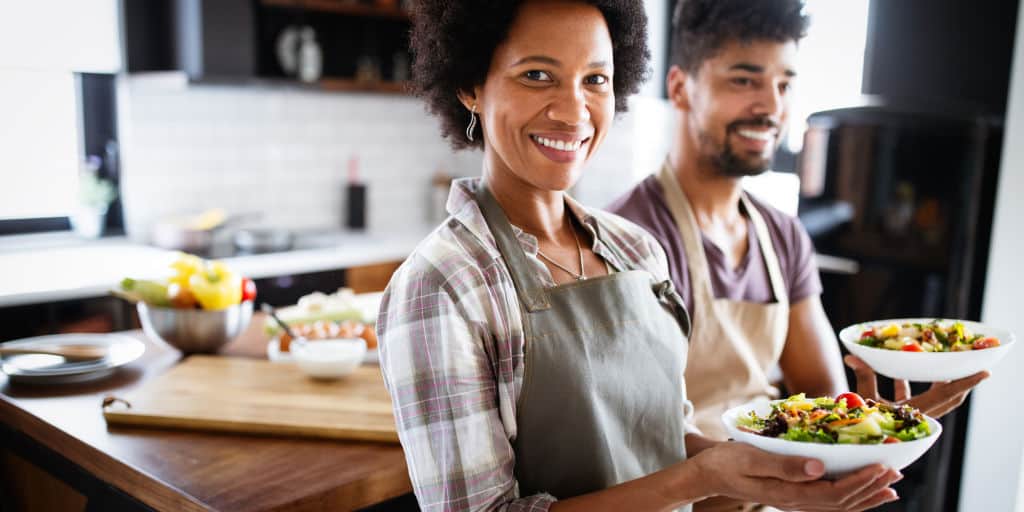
656, 159, 788, 302
475, 182, 551, 311
739, 194, 788, 302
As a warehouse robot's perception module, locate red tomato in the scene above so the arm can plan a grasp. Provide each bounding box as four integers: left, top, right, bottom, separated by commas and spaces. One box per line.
884, 436, 901, 444
901, 341, 925, 352
861, 328, 876, 338
241, 278, 257, 302
973, 337, 1000, 350
836, 392, 865, 409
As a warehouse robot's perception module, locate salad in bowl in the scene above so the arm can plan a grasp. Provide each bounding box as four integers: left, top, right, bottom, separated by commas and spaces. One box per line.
722, 393, 942, 477
838, 318, 1015, 381
736, 393, 931, 445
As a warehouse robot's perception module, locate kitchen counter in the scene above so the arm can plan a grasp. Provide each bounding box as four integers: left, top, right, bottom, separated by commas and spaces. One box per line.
0, 229, 429, 308
0, 316, 414, 511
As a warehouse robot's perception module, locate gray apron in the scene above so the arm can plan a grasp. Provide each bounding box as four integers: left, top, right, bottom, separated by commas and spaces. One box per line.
475, 184, 693, 508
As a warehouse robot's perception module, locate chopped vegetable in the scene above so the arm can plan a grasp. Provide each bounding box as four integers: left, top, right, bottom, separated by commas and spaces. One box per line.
857, 320, 999, 352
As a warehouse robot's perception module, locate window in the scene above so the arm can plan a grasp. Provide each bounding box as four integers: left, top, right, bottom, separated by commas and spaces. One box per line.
787, 0, 872, 152
0, 70, 81, 223
0, 0, 122, 235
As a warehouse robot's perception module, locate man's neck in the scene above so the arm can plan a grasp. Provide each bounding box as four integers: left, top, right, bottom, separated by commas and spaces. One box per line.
667, 146, 745, 228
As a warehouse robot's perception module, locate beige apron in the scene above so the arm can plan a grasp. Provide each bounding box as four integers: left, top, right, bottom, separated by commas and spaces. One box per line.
656, 163, 789, 512
475, 184, 693, 510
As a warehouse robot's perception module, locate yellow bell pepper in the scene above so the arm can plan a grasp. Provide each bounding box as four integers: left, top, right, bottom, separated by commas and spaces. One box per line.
188, 261, 242, 310
879, 323, 900, 338
169, 253, 206, 289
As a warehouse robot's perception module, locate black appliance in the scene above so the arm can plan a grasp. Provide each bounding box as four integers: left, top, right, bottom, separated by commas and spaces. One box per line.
798, 102, 1003, 512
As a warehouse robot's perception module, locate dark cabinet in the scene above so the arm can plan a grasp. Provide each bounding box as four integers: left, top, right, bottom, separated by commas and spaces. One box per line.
123, 0, 412, 94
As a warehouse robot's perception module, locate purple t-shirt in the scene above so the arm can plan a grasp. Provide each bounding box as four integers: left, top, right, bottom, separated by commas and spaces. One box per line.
607, 175, 822, 314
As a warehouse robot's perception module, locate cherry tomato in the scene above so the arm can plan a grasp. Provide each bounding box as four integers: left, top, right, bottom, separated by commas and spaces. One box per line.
884, 436, 901, 444
241, 278, 257, 302
901, 341, 925, 352
861, 328, 876, 339
836, 392, 865, 409
973, 337, 1000, 350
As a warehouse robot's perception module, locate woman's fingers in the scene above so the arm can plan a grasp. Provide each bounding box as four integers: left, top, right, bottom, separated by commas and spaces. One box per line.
836, 467, 899, 508
738, 444, 826, 482
846, 487, 900, 512
755, 464, 892, 511
839, 468, 902, 510
844, 355, 880, 400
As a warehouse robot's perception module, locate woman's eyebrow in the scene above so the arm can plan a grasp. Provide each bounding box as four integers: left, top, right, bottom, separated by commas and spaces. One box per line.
511, 56, 609, 69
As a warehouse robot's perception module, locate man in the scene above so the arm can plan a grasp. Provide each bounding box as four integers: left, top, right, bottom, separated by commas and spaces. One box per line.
609, 0, 986, 489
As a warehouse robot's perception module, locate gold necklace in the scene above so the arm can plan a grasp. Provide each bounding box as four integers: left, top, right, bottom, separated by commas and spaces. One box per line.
536, 225, 586, 281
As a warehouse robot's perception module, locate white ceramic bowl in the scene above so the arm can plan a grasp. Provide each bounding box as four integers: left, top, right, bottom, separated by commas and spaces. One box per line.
290, 338, 366, 380
839, 318, 1015, 382
722, 400, 942, 478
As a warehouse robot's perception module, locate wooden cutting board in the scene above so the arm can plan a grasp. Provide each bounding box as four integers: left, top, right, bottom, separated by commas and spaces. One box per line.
103, 355, 399, 443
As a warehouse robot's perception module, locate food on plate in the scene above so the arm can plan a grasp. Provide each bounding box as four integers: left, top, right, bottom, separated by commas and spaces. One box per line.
120, 253, 256, 311
277, 319, 377, 352
857, 320, 1000, 352
263, 289, 367, 334
736, 393, 932, 445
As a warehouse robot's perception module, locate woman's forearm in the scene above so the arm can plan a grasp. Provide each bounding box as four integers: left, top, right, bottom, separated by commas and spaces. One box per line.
547, 458, 713, 512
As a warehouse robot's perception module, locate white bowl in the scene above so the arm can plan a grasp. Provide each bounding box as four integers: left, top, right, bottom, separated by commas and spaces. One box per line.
721, 400, 942, 478
839, 318, 1015, 382
290, 338, 366, 380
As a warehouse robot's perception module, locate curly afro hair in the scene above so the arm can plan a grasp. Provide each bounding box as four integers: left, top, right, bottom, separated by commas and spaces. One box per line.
409, 0, 650, 150
670, 0, 809, 73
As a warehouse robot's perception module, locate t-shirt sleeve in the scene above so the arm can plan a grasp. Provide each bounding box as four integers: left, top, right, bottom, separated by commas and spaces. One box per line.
786, 217, 823, 303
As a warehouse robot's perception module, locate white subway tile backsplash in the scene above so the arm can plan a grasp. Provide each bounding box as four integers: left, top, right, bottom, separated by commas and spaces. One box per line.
118, 75, 673, 242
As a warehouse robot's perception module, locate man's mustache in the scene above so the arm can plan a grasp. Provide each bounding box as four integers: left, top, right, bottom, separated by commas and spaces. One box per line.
727, 117, 779, 132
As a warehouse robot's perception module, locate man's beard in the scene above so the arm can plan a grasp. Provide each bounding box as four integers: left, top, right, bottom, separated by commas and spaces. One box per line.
699, 117, 778, 178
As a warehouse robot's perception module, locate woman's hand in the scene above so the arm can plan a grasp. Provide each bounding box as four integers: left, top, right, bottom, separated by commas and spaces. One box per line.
692, 442, 901, 511
844, 355, 989, 418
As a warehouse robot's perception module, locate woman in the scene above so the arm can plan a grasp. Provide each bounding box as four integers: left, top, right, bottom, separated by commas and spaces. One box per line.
377, 1, 901, 511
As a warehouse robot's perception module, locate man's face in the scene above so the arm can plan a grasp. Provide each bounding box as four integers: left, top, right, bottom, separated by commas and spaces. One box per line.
680, 39, 797, 177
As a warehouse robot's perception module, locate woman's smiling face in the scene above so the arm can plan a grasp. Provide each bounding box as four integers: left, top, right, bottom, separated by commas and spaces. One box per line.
467, 0, 615, 193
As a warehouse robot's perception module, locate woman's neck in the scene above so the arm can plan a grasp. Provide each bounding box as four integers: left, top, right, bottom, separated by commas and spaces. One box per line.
484, 161, 574, 245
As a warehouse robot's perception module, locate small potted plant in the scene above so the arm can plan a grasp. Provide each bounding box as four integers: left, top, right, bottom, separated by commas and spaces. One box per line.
71, 155, 117, 238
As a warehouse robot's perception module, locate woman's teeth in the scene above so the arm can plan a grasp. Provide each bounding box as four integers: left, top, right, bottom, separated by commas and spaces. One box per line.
532, 135, 583, 152
736, 129, 774, 142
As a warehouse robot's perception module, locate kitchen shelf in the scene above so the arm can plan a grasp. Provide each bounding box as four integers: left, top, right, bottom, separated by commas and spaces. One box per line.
259, 0, 411, 21
319, 78, 409, 94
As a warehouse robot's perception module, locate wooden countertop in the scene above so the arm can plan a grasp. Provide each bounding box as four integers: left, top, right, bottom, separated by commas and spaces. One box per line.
0, 313, 412, 511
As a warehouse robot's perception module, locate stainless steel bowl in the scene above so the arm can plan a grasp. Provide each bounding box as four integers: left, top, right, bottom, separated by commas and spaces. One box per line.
137, 301, 253, 354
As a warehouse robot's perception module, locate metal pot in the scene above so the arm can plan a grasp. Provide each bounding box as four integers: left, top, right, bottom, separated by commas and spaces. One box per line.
233, 228, 294, 254
150, 210, 261, 253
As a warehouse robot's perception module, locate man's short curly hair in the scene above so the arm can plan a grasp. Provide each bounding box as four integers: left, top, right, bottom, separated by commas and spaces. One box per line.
670, 0, 809, 73
409, 0, 650, 150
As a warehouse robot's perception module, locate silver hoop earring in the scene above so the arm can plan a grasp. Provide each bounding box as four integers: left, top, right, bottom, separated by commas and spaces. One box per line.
466, 105, 477, 142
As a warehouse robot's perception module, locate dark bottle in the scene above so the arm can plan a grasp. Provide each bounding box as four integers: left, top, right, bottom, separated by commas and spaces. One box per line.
345, 155, 367, 230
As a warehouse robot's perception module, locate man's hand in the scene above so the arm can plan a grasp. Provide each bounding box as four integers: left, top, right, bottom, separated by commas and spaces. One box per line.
844, 355, 989, 418
693, 442, 901, 511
